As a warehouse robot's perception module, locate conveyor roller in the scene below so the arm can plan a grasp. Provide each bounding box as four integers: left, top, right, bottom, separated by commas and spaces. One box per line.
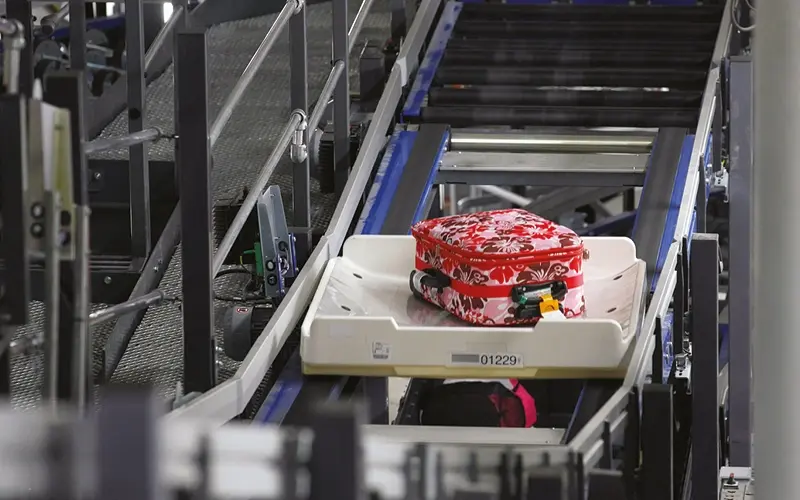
420, 106, 699, 129
456, 3, 724, 23
440, 49, 711, 70
448, 130, 654, 154
452, 20, 719, 41
445, 38, 716, 53
433, 67, 708, 89
428, 88, 703, 109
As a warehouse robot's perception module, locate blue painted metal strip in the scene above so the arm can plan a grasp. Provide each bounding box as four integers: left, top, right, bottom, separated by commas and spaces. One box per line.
402, 1, 462, 118
650, 135, 695, 292
51, 15, 126, 40
661, 310, 674, 381
358, 131, 418, 234
576, 211, 636, 237
254, 352, 303, 424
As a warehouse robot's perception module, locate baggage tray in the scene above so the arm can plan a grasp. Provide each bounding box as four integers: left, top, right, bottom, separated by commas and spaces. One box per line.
301, 235, 646, 379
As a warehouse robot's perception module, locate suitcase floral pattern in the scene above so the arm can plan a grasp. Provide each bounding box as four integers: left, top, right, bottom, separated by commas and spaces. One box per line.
411, 209, 586, 326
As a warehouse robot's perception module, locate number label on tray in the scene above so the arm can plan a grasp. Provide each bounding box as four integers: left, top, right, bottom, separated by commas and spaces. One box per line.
450, 353, 524, 367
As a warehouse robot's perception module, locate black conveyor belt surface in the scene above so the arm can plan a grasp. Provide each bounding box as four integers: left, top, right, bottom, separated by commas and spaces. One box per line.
414, 1, 722, 130
440, 49, 711, 69
421, 106, 699, 129
456, 3, 724, 22
428, 88, 703, 108
452, 20, 719, 41
434, 67, 707, 89
446, 38, 716, 53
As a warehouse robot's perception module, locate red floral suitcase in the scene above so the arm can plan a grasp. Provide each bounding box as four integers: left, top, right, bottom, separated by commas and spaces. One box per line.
409, 209, 587, 326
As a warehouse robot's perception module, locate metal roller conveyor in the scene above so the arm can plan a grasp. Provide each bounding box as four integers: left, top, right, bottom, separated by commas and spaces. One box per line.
420, 105, 699, 129
440, 49, 711, 69
448, 130, 654, 154
452, 20, 720, 41
437, 150, 649, 187
428, 87, 703, 109
433, 67, 708, 89
446, 37, 717, 54
456, 3, 724, 23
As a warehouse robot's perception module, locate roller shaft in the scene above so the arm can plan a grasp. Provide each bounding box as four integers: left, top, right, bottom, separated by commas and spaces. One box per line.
457, 3, 724, 23
420, 106, 698, 129
452, 20, 719, 41
441, 48, 710, 69
428, 87, 703, 109
449, 131, 654, 154
434, 67, 707, 90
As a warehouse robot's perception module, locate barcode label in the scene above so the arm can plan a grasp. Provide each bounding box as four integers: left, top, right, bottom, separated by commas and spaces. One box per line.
450, 353, 523, 367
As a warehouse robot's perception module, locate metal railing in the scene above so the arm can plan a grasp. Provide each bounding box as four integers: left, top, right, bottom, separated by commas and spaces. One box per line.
82, 0, 386, 404
167, 0, 443, 423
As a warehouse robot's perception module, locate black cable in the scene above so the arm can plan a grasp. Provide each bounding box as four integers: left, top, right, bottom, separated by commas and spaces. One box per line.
213, 266, 265, 303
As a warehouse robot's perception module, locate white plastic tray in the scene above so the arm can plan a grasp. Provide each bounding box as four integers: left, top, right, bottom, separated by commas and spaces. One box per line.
301, 235, 646, 379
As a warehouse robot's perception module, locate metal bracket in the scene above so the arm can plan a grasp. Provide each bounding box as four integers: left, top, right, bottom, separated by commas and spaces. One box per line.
256, 185, 298, 300
712, 168, 730, 201
291, 0, 305, 14
290, 109, 308, 163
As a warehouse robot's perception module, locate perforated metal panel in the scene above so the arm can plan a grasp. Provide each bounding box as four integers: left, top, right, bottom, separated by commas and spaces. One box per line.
10, 0, 391, 409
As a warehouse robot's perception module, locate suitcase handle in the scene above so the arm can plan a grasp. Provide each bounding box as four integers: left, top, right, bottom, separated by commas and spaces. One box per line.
511, 281, 568, 320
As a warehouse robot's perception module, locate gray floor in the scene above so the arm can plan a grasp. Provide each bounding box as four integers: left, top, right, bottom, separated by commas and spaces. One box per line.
10, 0, 391, 409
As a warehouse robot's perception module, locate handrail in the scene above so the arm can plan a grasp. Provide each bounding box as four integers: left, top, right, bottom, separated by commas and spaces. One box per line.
0, 18, 25, 95
209, 0, 302, 147
84, 127, 165, 154
348, 0, 377, 51
167, 0, 443, 425
308, 60, 346, 133
91, 0, 375, 328
213, 110, 305, 275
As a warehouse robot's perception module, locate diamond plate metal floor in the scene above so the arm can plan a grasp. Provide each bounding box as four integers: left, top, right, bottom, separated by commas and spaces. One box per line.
10, 0, 391, 409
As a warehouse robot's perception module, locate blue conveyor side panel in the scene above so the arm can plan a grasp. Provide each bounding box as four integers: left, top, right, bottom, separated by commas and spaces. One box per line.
402, 1, 461, 118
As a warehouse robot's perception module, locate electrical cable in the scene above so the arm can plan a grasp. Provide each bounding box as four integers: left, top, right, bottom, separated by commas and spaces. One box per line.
213, 266, 269, 304
731, 0, 756, 33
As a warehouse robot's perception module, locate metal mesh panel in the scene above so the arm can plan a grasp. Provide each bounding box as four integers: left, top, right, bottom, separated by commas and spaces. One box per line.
10, 0, 391, 408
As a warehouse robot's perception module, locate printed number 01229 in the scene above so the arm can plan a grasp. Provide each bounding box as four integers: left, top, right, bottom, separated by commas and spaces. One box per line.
479, 353, 521, 367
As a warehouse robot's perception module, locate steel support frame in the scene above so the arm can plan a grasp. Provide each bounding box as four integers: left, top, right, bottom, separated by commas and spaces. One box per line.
175, 28, 217, 394
690, 233, 720, 500
4, 0, 33, 98
641, 384, 674, 500
726, 55, 753, 467
125, 0, 153, 262
333, 0, 351, 197
44, 72, 93, 406
290, 3, 312, 264
97, 387, 162, 500
0, 96, 30, 327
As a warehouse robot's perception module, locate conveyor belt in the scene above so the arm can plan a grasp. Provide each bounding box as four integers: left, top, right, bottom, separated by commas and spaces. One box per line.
9, 0, 391, 409
391, 0, 723, 428
410, 2, 722, 129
